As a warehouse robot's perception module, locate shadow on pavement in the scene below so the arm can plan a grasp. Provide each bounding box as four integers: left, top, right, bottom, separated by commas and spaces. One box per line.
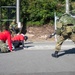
24, 41, 34, 49
14, 47, 23, 51
14, 41, 34, 51
58, 48, 75, 57
24, 42, 33, 44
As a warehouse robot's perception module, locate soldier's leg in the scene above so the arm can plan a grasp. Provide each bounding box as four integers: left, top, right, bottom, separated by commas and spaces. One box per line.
52, 35, 66, 58
55, 36, 65, 51
0, 41, 8, 53
70, 34, 75, 43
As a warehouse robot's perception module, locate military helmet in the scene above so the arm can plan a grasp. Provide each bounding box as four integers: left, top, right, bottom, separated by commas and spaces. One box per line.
59, 13, 75, 25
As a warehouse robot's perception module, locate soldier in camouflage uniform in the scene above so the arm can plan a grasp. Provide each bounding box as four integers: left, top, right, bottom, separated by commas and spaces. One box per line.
0, 41, 8, 53
9, 20, 17, 30
9, 20, 17, 36
51, 13, 75, 58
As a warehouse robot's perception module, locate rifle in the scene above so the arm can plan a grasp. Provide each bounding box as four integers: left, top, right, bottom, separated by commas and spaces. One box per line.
46, 31, 56, 40
10, 26, 16, 33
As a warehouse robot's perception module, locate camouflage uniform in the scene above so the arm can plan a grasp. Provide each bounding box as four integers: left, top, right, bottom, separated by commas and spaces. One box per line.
9, 20, 17, 36
0, 41, 8, 53
55, 33, 75, 51
52, 13, 75, 58
9, 20, 17, 29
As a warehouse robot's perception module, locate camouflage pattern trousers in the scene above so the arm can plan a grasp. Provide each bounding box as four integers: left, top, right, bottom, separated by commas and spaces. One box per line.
55, 33, 75, 51
0, 41, 8, 53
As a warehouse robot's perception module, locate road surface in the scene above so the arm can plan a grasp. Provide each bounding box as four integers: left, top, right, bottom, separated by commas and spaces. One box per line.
0, 40, 75, 75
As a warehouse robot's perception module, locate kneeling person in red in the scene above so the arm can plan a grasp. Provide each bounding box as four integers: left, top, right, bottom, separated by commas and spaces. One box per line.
12, 34, 25, 49
0, 26, 12, 53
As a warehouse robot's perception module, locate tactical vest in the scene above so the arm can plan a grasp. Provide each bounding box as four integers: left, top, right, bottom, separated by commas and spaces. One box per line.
64, 25, 73, 33
56, 22, 74, 35
56, 13, 75, 35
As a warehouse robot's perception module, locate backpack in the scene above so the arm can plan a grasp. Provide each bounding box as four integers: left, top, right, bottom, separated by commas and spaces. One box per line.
65, 25, 73, 33
57, 13, 75, 34
0, 41, 9, 53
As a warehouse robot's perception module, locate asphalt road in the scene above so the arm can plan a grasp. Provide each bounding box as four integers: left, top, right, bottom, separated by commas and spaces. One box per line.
0, 40, 75, 75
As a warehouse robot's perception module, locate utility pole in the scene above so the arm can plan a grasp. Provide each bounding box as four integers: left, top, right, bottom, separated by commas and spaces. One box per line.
54, 12, 59, 42
16, 0, 21, 28
66, 0, 70, 14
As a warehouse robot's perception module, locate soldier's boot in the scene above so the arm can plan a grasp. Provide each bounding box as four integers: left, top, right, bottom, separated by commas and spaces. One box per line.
52, 51, 59, 58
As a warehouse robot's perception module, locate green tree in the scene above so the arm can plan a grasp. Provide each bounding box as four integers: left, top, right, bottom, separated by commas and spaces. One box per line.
0, 0, 75, 27
0, 0, 16, 25
20, 0, 58, 26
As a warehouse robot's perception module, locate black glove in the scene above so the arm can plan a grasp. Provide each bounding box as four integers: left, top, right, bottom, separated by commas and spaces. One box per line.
49, 35, 53, 38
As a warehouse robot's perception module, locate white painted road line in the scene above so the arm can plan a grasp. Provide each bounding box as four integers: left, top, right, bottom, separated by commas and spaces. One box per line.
24, 45, 75, 50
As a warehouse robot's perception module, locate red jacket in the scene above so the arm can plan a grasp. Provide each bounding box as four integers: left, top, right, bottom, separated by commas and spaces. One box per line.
0, 30, 12, 51
12, 34, 24, 41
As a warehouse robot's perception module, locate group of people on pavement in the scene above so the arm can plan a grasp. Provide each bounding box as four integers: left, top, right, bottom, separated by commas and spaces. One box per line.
0, 21, 28, 53
1, 13, 75, 59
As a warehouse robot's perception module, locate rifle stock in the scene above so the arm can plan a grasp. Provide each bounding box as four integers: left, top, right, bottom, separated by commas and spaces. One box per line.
46, 32, 56, 40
